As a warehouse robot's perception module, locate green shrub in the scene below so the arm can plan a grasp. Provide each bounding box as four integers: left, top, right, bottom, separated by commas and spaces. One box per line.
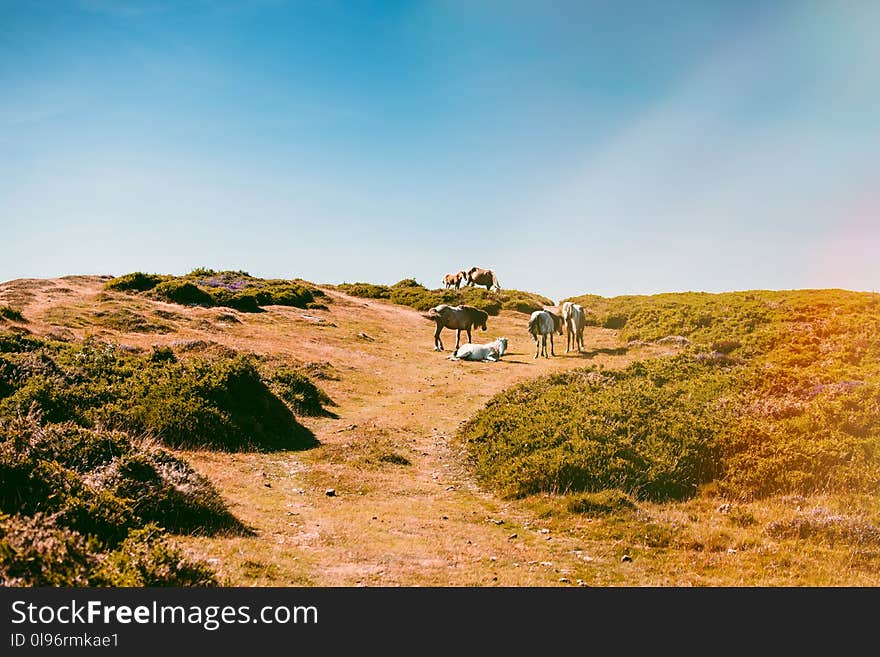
104, 272, 170, 292
462, 356, 733, 501
461, 289, 880, 504
0, 306, 25, 322
105, 269, 325, 313
152, 280, 215, 307
93, 525, 217, 586
0, 514, 217, 587
0, 335, 319, 452
0, 416, 243, 542
269, 367, 335, 417
0, 513, 95, 586
336, 283, 391, 299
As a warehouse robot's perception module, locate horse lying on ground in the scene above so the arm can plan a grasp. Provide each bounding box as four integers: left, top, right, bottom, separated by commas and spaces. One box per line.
528, 309, 563, 358
449, 337, 508, 362
465, 267, 501, 292
561, 301, 587, 353
442, 271, 468, 289
422, 304, 489, 351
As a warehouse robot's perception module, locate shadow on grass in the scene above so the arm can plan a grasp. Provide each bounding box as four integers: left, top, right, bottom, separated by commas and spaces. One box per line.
574, 346, 630, 358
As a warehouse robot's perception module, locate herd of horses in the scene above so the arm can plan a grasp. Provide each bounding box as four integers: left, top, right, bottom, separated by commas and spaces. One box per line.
423, 265, 587, 361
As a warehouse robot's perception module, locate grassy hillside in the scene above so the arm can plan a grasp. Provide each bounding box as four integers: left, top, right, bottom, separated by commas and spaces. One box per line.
0, 327, 333, 585
335, 278, 553, 315
105, 268, 329, 313
460, 289, 880, 502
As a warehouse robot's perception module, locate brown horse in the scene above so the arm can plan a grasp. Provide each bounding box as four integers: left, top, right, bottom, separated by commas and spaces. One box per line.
442, 270, 467, 289
422, 304, 489, 351
466, 267, 501, 292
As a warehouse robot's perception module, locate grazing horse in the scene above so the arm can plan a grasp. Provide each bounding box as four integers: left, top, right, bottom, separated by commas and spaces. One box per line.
449, 337, 508, 362
528, 309, 563, 358
423, 304, 488, 352
442, 270, 467, 289
561, 301, 587, 353
465, 267, 501, 292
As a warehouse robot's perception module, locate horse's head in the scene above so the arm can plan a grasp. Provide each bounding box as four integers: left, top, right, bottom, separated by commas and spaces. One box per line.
497, 337, 508, 356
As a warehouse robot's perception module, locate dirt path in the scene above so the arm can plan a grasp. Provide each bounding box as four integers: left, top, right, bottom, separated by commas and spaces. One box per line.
1, 277, 673, 586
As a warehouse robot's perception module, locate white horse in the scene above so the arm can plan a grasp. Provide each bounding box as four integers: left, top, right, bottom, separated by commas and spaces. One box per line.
561, 301, 587, 353
528, 310, 563, 358
449, 337, 508, 362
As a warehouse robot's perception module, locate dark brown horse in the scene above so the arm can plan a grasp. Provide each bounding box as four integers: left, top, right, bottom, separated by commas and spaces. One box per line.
422, 304, 488, 351
466, 267, 501, 292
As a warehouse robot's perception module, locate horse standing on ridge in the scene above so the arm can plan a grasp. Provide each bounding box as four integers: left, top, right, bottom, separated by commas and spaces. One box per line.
422, 304, 489, 352
442, 271, 467, 289
465, 267, 501, 292
528, 309, 563, 358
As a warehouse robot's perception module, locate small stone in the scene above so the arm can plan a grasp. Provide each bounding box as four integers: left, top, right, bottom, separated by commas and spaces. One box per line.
621, 554, 632, 562
727, 548, 738, 554
489, 556, 497, 562
325, 488, 336, 497
559, 577, 570, 583
508, 533, 518, 540
264, 482, 271, 488
718, 503, 731, 513
538, 528, 550, 534
442, 515, 448, 520
540, 561, 553, 567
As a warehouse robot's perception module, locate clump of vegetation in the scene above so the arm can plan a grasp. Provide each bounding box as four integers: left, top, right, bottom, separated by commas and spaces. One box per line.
104, 269, 328, 313
0, 513, 216, 586
104, 272, 171, 292
460, 289, 880, 504
268, 366, 336, 417
336, 279, 552, 316
0, 306, 25, 323
0, 332, 320, 451
0, 412, 230, 587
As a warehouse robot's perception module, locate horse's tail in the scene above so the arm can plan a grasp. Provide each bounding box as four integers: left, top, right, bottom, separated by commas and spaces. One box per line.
492, 273, 501, 292
527, 314, 538, 334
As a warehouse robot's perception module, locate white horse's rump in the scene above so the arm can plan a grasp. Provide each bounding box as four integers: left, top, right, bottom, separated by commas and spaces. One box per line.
528, 310, 563, 358
449, 337, 508, 362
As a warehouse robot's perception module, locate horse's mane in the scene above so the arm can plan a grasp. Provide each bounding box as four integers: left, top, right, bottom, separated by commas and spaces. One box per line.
463, 305, 488, 323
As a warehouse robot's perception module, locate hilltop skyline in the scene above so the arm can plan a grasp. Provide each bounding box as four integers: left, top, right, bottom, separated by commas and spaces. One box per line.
2, 1, 878, 301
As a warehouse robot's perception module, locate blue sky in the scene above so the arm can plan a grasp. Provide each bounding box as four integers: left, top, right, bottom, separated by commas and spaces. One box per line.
2, 0, 878, 301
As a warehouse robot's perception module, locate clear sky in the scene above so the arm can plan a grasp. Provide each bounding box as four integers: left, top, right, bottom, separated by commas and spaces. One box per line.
2, 1, 878, 301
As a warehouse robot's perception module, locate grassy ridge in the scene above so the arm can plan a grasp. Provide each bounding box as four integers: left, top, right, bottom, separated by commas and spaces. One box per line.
336, 278, 553, 315
105, 268, 328, 313
461, 289, 880, 503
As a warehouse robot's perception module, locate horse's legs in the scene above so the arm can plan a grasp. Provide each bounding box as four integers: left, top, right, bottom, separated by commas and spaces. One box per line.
550, 332, 555, 357
455, 329, 462, 350
434, 323, 444, 351
533, 334, 539, 359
